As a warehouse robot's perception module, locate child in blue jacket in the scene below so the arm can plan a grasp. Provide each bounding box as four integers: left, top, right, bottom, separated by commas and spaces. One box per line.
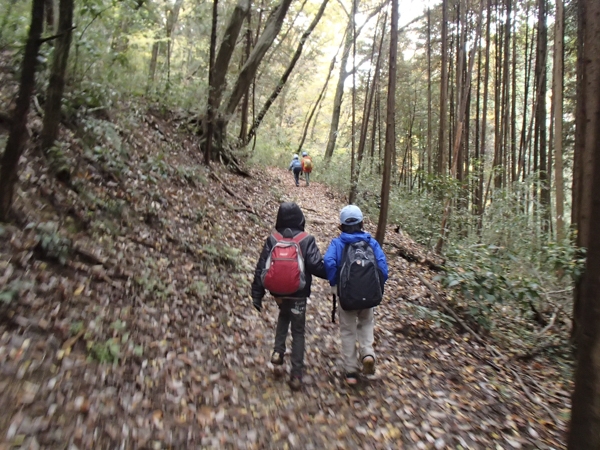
324, 205, 388, 385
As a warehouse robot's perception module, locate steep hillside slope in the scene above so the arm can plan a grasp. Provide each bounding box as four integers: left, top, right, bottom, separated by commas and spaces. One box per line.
0, 104, 569, 448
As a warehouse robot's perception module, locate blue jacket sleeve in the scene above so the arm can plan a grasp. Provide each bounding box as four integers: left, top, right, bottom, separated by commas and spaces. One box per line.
370, 239, 389, 281
323, 239, 340, 286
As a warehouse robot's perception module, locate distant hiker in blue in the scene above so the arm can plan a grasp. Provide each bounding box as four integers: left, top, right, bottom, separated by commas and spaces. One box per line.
324, 205, 388, 386
288, 154, 302, 187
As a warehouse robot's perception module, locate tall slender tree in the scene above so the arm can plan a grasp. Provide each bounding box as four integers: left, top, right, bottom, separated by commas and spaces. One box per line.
568, 1, 600, 444
0, 0, 45, 220
41, 0, 74, 152
239, 12, 253, 142
436, 0, 486, 254
349, 12, 386, 203
571, 0, 595, 345
437, 0, 449, 176
426, 8, 432, 176
323, 2, 385, 161
476, 0, 492, 222
553, 0, 565, 241
243, 0, 330, 145
204, 0, 219, 164
375, 0, 397, 245
296, 40, 343, 155
536, 0, 550, 230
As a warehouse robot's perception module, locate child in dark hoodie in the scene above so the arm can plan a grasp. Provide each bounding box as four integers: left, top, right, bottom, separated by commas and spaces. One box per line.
251, 202, 327, 391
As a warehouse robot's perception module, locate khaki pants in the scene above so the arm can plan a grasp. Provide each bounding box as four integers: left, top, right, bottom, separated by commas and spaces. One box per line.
339, 307, 375, 373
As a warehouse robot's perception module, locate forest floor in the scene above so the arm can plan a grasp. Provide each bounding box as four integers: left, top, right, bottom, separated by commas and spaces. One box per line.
0, 104, 572, 449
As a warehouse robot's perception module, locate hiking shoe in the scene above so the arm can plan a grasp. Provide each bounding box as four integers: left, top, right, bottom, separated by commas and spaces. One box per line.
270, 352, 284, 366
345, 373, 359, 386
289, 375, 302, 391
362, 355, 375, 375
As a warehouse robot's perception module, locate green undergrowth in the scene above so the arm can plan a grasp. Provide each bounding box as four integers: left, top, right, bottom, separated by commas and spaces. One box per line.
312, 157, 579, 356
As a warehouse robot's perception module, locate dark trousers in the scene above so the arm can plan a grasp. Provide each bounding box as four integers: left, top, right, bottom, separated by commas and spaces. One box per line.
292, 168, 301, 186
274, 298, 307, 376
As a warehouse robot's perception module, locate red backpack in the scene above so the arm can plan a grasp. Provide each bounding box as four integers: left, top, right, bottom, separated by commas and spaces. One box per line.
262, 231, 309, 296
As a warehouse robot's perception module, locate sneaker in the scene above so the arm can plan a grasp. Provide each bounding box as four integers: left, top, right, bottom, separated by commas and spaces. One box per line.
345, 373, 359, 386
362, 355, 375, 375
270, 352, 284, 366
289, 375, 302, 391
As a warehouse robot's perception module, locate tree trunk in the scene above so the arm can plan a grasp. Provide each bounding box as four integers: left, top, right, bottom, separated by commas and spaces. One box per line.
517, 6, 532, 181
40, 0, 74, 153
296, 38, 343, 155
0, 0, 45, 220
568, 3, 600, 444
148, 40, 160, 86
474, 41, 481, 214
239, 12, 253, 142
502, 0, 512, 188
375, 0, 397, 246
437, 0, 449, 176
259, 0, 309, 73
369, 92, 379, 174
436, 0, 485, 254
212, 0, 251, 110
243, 0, 330, 146
323, 3, 385, 161
223, 0, 295, 118
455, 2, 465, 185
476, 0, 491, 221
493, 6, 503, 190
165, 0, 183, 86
349, 11, 385, 203
249, 2, 265, 156
324, 17, 354, 161
349, 0, 357, 204
572, 0, 596, 347
427, 8, 432, 176
553, 0, 565, 241
510, 7, 517, 184
44, 0, 54, 33
205, 0, 219, 165
536, 0, 549, 231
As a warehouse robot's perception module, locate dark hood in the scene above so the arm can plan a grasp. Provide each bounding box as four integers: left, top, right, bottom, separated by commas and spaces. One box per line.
275, 202, 305, 232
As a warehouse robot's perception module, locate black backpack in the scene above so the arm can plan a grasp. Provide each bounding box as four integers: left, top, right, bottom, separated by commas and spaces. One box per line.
338, 240, 383, 310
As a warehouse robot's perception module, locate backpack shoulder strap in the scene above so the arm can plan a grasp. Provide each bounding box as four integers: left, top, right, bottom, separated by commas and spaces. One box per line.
291, 231, 309, 244
271, 230, 284, 241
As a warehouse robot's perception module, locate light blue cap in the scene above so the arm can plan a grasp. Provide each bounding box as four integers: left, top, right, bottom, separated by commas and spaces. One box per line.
340, 205, 363, 225
302, 151, 308, 156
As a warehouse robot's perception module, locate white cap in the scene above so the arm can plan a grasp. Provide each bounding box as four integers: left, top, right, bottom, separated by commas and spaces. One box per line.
340, 205, 363, 225
293, 154, 299, 159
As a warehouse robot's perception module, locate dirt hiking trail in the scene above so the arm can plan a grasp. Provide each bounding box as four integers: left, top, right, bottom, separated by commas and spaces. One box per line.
0, 117, 568, 449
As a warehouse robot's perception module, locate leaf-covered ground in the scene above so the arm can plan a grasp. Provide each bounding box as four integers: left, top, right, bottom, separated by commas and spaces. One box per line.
0, 106, 571, 449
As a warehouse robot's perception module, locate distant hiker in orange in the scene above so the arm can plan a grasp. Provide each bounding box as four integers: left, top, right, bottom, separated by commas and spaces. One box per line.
300, 151, 313, 186
251, 202, 327, 391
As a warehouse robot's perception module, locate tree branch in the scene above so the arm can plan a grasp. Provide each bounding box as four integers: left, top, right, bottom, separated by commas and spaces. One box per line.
39, 26, 76, 44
